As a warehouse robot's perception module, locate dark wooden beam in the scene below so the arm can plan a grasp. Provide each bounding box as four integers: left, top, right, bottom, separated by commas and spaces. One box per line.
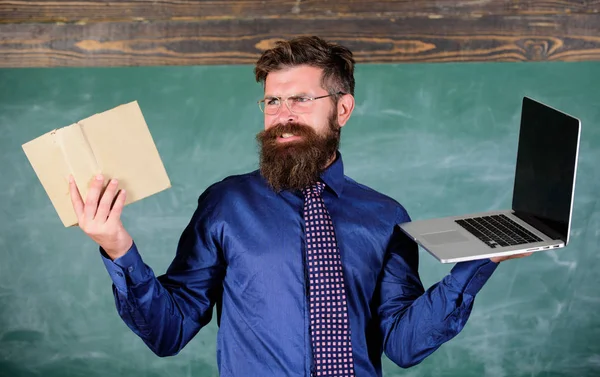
2, 1, 599, 23
1, 1, 599, 67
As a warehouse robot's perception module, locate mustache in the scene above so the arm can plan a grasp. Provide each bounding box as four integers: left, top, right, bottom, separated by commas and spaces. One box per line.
257, 122, 317, 142
256, 115, 341, 192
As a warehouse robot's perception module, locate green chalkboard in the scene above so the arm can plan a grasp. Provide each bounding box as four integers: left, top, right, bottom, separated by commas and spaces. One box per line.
0, 62, 599, 377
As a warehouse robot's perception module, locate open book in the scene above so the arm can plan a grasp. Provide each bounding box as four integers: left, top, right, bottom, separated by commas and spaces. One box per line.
22, 101, 171, 227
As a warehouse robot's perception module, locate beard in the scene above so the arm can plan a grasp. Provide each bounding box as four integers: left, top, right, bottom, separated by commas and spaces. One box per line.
256, 111, 340, 192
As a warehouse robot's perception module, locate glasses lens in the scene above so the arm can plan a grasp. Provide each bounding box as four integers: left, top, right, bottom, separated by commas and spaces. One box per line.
288, 96, 314, 114
260, 99, 280, 115
265, 104, 279, 115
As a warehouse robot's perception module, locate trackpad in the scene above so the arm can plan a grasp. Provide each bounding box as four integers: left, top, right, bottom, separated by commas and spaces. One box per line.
422, 230, 470, 245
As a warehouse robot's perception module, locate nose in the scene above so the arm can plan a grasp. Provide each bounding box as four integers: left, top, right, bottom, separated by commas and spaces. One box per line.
276, 101, 298, 124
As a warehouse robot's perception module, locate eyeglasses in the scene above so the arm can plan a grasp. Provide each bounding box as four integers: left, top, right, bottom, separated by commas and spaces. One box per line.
258, 92, 345, 115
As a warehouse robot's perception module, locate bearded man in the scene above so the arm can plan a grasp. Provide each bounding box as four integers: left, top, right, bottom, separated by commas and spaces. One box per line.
69, 36, 524, 377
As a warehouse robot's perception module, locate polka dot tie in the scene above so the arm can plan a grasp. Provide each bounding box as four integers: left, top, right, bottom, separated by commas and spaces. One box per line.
303, 182, 355, 377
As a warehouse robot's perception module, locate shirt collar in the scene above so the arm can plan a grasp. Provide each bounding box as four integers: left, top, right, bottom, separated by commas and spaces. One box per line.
320, 151, 344, 197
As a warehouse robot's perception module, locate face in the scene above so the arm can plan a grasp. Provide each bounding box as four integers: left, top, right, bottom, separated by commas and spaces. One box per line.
263, 65, 339, 137
256, 65, 355, 192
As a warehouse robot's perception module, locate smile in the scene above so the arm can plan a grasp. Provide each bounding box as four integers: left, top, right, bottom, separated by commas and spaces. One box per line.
277, 133, 302, 143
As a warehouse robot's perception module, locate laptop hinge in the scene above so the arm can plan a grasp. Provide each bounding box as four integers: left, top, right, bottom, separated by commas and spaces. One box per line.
512, 211, 565, 242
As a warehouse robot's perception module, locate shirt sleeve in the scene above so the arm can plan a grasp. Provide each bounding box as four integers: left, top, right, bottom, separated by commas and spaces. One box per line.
99, 191, 226, 357
376, 209, 498, 368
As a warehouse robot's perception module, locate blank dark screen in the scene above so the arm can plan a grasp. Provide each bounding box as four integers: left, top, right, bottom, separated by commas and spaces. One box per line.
512, 97, 580, 240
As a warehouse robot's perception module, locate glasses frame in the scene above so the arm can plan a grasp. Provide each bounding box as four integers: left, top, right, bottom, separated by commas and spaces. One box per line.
258, 91, 346, 115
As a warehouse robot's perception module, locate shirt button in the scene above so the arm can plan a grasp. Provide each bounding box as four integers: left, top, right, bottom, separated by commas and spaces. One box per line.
128, 266, 134, 273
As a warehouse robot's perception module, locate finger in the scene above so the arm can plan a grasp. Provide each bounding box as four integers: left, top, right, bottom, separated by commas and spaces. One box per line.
499, 252, 534, 263
512, 252, 533, 259
492, 252, 528, 263
84, 174, 105, 222
107, 188, 127, 224
95, 178, 120, 222
68, 175, 84, 220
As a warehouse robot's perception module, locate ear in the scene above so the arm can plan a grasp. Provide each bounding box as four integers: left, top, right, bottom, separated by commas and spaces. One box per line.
336, 93, 355, 127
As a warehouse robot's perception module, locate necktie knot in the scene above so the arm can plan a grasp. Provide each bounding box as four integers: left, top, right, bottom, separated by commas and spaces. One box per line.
302, 181, 325, 198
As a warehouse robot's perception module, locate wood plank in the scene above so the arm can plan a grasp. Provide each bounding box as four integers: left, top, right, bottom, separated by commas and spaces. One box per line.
1, 13, 599, 67
1, 0, 599, 23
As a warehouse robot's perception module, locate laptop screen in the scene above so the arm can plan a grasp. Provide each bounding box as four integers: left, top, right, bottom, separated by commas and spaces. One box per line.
512, 97, 580, 242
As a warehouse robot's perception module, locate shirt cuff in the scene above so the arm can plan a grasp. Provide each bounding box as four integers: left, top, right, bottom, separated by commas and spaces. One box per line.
100, 242, 148, 294
449, 258, 499, 297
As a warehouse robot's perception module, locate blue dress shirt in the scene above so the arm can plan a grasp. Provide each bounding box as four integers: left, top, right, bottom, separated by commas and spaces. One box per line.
101, 153, 498, 377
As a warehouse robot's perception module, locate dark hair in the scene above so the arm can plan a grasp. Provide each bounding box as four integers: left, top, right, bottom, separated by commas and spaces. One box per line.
254, 36, 355, 96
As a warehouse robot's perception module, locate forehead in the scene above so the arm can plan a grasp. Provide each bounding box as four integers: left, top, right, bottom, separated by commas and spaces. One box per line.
264, 65, 324, 94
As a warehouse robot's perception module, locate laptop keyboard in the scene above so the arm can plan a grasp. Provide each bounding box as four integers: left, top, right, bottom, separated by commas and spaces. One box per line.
455, 214, 543, 249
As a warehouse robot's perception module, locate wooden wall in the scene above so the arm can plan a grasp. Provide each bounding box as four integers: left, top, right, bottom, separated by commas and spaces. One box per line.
1, 0, 600, 67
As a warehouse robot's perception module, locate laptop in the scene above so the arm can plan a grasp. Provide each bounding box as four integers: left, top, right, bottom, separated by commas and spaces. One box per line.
399, 97, 581, 263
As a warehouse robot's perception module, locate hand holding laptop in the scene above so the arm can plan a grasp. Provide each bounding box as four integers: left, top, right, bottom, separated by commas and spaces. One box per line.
490, 251, 533, 264
400, 97, 581, 263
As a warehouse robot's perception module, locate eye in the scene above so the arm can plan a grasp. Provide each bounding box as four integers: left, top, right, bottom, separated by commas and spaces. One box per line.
266, 97, 280, 106
291, 96, 311, 103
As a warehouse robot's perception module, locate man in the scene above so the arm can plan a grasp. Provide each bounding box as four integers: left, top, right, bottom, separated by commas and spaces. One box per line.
69, 36, 528, 377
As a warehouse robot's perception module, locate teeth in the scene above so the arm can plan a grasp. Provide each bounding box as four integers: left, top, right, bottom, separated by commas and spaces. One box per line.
281, 133, 294, 138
